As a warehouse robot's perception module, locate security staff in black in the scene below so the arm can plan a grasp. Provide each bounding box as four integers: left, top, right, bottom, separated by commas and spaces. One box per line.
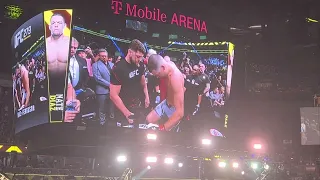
192, 63, 210, 115
110, 39, 149, 128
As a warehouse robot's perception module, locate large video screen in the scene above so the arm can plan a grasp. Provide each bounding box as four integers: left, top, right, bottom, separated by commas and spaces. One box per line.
300, 107, 320, 145
12, 5, 235, 137
11, 13, 49, 133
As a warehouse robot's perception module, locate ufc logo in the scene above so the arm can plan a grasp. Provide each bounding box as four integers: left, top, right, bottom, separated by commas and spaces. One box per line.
129, 69, 139, 78
14, 26, 31, 48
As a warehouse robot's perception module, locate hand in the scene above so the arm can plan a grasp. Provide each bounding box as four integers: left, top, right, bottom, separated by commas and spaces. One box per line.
66, 99, 81, 113
64, 111, 78, 122
125, 111, 134, 124
159, 124, 166, 131
74, 99, 81, 112
145, 97, 150, 108
85, 47, 93, 55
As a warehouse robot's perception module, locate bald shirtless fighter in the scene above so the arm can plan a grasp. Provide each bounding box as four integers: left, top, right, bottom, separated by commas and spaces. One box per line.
46, 13, 70, 76
146, 54, 185, 131
18, 64, 30, 109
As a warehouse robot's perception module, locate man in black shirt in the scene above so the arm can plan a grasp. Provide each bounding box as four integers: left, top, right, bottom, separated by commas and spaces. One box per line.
192, 63, 210, 115
110, 39, 149, 127
28, 59, 36, 104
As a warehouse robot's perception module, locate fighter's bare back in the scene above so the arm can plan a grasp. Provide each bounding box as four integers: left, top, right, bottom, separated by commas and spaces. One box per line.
46, 36, 70, 76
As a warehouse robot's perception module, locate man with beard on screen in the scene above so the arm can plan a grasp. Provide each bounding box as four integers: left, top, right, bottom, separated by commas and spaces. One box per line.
46, 13, 70, 77
110, 39, 149, 127
146, 54, 185, 131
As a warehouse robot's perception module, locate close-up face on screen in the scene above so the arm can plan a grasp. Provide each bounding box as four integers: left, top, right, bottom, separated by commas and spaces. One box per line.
11, 6, 234, 138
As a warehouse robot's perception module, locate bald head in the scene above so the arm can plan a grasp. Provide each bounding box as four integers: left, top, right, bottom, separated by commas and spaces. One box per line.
147, 54, 166, 72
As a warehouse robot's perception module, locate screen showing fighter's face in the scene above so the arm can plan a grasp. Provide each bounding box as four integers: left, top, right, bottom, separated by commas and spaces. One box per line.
12, 4, 234, 138
11, 10, 73, 133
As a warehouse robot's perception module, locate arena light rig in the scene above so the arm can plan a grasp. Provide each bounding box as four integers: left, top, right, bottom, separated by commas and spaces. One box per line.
4, 5, 23, 19
73, 26, 228, 54
168, 41, 228, 46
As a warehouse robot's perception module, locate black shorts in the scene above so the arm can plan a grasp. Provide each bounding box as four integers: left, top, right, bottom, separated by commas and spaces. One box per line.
114, 100, 148, 126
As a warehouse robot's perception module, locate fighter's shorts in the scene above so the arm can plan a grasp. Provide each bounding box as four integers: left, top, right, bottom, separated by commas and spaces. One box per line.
154, 99, 176, 119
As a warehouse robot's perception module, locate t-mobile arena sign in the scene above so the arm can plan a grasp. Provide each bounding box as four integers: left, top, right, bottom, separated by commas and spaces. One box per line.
111, 0, 208, 33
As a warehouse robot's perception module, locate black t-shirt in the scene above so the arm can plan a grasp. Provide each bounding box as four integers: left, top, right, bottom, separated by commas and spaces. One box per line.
28, 66, 35, 89
110, 58, 145, 106
185, 73, 210, 95
184, 74, 195, 92
146, 71, 159, 95
195, 73, 210, 94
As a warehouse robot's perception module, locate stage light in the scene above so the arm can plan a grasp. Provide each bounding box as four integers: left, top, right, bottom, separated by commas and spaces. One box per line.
253, 144, 262, 150
146, 156, 157, 163
232, 162, 239, 168
147, 133, 157, 140
251, 162, 258, 169
204, 43, 208, 45
168, 41, 172, 44
117, 155, 127, 162
178, 163, 183, 167
202, 139, 211, 145
241, 171, 245, 175
264, 164, 269, 170
164, 158, 174, 164
147, 165, 151, 169
218, 161, 226, 168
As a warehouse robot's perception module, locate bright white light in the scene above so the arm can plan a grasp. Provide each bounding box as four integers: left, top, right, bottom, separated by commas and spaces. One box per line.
147, 165, 151, 169
232, 162, 239, 168
202, 139, 211, 145
218, 161, 227, 168
146, 156, 157, 163
251, 162, 258, 169
178, 163, 183, 167
147, 133, 157, 140
117, 155, 127, 162
164, 158, 174, 164
241, 171, 245, 175
264, 164, 269, 170
253, 144, 262, 150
